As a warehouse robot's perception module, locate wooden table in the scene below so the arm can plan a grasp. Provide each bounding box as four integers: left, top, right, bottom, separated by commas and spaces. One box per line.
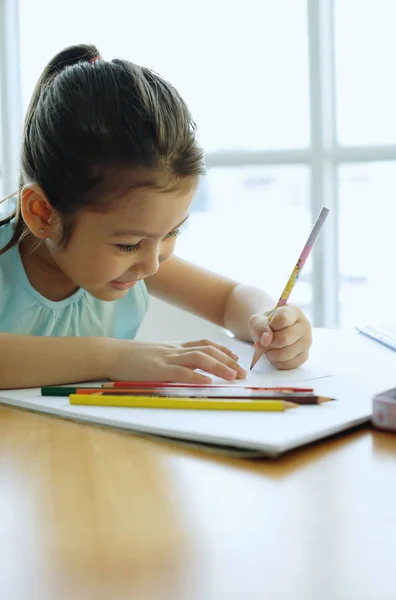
1, 404, 395, 600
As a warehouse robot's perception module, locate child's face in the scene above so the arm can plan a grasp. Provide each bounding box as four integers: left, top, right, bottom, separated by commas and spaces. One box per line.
47, 184, 195, 301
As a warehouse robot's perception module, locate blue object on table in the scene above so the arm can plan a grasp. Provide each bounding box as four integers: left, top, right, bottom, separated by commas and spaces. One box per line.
356, 324, 396, 352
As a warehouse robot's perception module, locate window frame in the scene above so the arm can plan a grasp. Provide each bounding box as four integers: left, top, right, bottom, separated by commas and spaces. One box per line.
2, 0, 396, 326
0, 0, 22, 200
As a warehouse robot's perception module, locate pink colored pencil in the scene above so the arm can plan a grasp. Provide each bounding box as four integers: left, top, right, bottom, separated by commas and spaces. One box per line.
250, 206, 330, 370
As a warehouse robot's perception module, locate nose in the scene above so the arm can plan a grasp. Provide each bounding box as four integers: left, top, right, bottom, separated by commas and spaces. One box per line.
130, 247, 160, 278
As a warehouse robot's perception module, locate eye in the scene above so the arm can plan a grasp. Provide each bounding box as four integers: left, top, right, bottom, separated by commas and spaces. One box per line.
165, 228, 181, 239
116, 242, 141, 253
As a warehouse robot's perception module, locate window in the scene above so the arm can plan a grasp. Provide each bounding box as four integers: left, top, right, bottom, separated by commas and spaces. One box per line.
335, 0, 396, 146
0, 78, 3, 203
7, 0, 396, 328
0, 11, 4, 202
19, 0, 310, 152
181, 166, 312, 322
338, 162, 396, 328
0, 0, 21, 207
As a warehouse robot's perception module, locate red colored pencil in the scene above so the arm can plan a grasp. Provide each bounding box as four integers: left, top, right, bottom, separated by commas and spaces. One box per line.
102, 382, 313, 392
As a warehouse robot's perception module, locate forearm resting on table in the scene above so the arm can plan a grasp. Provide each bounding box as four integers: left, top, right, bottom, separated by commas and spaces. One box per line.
0, 334, 111, 389
223, 284, 275, 342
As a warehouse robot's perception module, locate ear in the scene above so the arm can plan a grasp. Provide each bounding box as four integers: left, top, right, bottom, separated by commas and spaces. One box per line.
21, 184, 55, 239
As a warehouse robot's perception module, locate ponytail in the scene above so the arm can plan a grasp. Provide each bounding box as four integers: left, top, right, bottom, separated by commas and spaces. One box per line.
0, 44, 101, 254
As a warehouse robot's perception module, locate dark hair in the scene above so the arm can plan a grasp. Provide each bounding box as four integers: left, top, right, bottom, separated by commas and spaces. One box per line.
0, 43, 205, 254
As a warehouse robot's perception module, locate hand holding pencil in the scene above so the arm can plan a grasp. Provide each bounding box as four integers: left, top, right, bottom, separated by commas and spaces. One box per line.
249, 207, 329, 370
249, 305, 313, 370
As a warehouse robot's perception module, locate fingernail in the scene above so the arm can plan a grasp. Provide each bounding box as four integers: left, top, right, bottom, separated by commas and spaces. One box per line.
231, 352, 239, 360
261, 332, 270, 345
227, 368, 237, 380
238, 367, 247, 379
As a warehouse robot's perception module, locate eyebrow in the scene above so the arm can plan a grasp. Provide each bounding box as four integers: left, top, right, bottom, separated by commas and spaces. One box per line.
112, 216, 189, 238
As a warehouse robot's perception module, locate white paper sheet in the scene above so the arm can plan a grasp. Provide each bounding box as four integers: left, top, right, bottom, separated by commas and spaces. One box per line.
210, 336, 332, 385
0, 330, 394, 457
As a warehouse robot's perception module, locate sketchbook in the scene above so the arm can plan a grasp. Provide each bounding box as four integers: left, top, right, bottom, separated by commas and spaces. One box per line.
1, 330, 394, 457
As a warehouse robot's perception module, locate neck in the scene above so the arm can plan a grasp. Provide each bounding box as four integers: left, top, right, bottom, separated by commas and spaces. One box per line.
18, 234, 79, 301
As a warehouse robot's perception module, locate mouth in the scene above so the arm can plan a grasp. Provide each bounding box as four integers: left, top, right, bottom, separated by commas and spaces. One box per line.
110, 279, 138, 291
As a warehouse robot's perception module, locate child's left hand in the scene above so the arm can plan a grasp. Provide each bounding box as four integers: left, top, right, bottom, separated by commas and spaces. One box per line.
249, 305, 312, 370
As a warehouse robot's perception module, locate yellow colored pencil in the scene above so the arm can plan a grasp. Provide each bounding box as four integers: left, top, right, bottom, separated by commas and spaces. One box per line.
250, 206, 329, 370
69, 394, 298, 411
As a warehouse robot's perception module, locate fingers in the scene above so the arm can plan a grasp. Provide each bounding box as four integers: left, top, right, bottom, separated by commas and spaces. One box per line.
253, 328, 274, 352
267, 351, 310, 371
251, 305, 311, 369
265, 337, 308, 364
166, 366, 214, 384
249, 313, 273, 344
255, 321, 301, 354
169, 347, 247, 381
269, 305, 301, 331
180, 338, 239, 361
142, 338, 247, 382
177, 340, 245, 377
269, 321, 308, 349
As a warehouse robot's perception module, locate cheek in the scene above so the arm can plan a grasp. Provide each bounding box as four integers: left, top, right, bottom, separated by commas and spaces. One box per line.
160, 238, 177, 262
51, 244, 120, 284
83, 252, 130, 283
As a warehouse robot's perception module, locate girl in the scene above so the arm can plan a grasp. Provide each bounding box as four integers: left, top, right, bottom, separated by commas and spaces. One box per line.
0, 44, 312, 390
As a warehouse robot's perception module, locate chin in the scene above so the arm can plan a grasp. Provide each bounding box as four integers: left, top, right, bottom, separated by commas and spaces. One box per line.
85, 287, 128, 302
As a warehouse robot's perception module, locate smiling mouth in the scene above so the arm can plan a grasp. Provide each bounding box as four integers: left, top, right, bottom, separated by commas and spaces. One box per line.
110, 280, 137, 290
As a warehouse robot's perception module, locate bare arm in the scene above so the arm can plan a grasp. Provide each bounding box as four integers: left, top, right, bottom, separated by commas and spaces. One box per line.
0, 334, 110, 389
146, 257, 311, 371
0, 332, 246, 389
223, 283, 275, 341
0, 260, 275, 389
146, 256, 275, 341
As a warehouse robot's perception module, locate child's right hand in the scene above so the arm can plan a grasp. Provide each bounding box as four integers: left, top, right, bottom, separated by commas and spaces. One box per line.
106, 338, 247, 383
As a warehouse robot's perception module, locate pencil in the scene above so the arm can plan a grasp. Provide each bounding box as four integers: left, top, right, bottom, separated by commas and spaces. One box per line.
69, 394, 298, 411
283, 395, 334, 405
102, 382, 314, 392
79, 391, 334, 405
41, 386, 314, 398
250, 206, 330, 370
41, 388, 333, 405
83, 390, 331, 401
41, 387, 155, 397
97, 391, 334, 405
41, 386, 103, 396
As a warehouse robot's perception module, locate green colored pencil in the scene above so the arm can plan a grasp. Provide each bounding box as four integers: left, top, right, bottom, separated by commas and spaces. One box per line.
41, 386, 102, 396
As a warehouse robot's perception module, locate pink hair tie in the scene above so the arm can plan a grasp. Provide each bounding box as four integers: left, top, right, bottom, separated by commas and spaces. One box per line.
89, 56, 102, 63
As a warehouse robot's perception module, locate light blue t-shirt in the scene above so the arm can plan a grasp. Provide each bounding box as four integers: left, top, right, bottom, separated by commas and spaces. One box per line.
0, 221, 148, 338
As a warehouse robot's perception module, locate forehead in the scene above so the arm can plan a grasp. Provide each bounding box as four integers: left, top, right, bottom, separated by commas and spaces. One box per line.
77, 184, 195, 235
